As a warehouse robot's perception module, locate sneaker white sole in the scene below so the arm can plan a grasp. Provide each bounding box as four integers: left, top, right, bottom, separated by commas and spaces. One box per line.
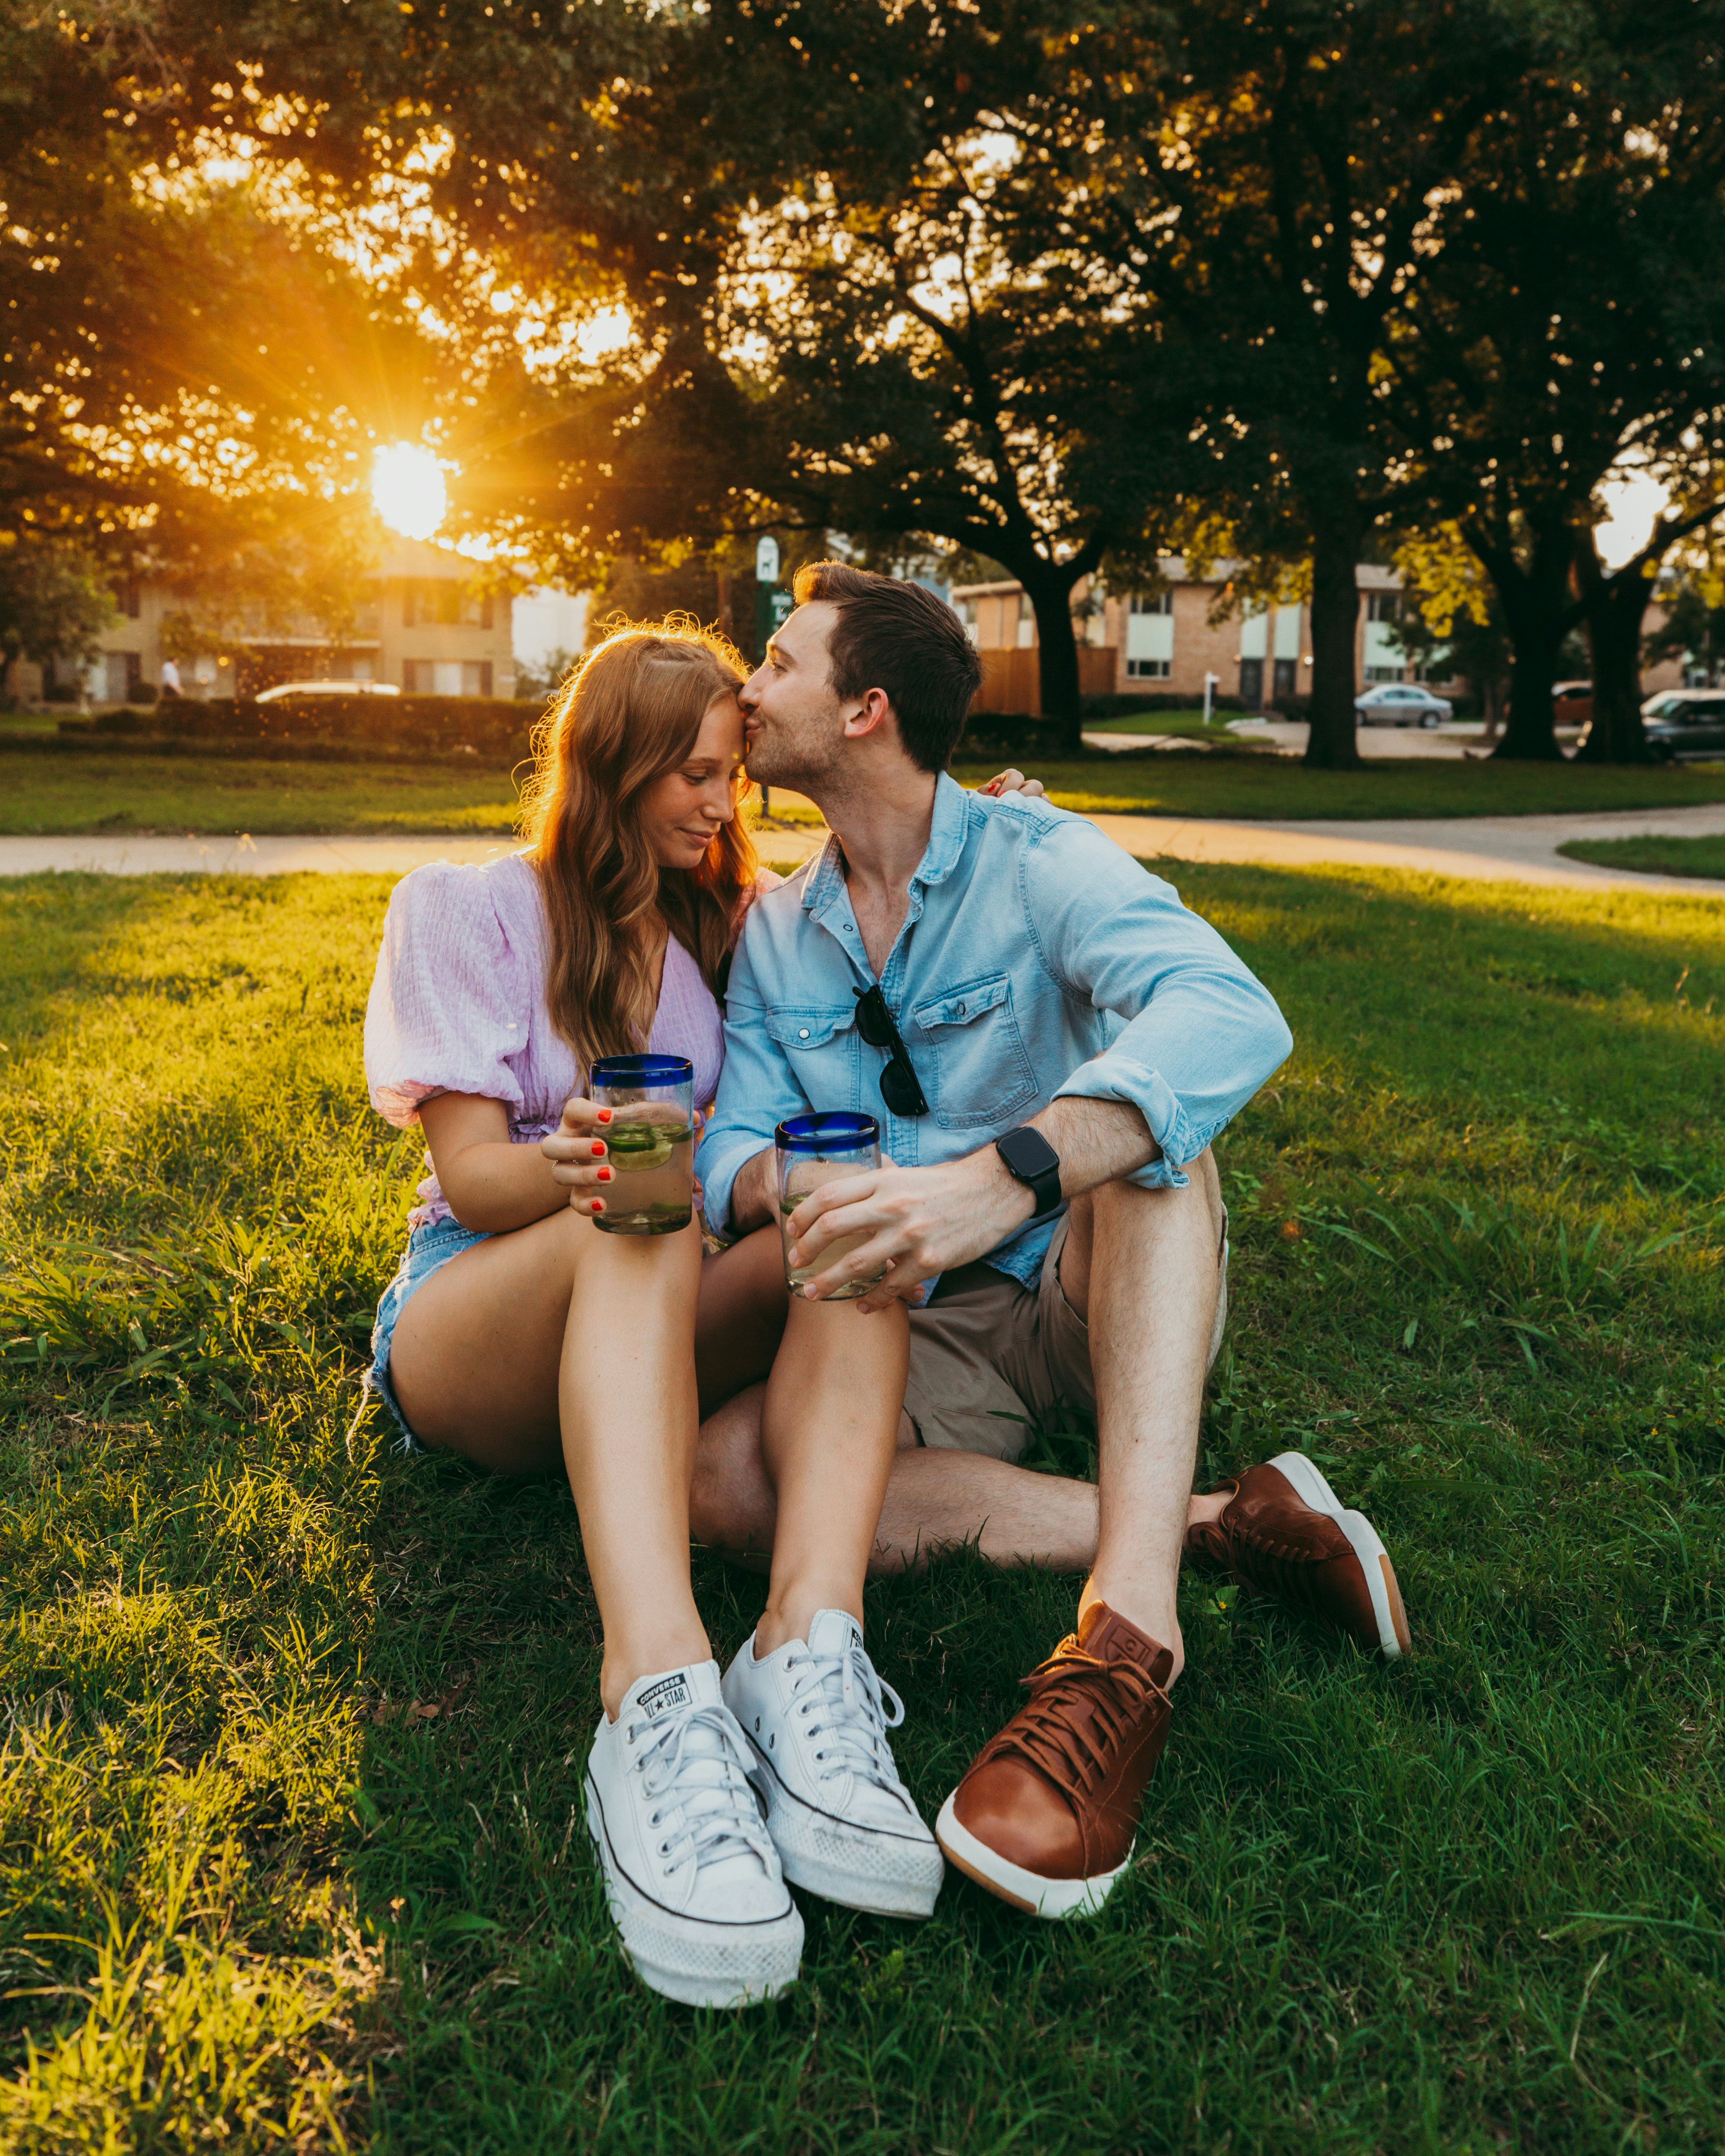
934, 1793, 1129, 1921
744, 1743, 944, 1918
1267, 1450, 1411, 1659
584, 1780, 804, 2009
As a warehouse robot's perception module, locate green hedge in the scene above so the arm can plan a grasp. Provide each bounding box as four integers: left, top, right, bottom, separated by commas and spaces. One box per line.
68, 694, 548, 757
1079, 689, 1247, 718
954, 712, 1077, 760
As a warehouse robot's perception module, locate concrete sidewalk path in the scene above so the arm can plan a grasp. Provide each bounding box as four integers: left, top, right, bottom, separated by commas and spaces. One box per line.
0, 801, 1721, 894
1087, 803, 1725, 895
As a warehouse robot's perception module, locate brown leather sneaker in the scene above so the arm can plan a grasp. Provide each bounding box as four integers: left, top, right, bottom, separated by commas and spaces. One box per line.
933, 1603, 1172, 1920
1186, 1451, 1411, 1659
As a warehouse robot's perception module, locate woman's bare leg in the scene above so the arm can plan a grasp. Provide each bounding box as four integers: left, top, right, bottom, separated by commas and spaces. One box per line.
388, 1210, 708, 1714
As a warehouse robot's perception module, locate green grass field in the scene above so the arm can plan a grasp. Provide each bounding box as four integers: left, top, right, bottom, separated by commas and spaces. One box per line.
1079, 708, 1249, 741
1561, 832, 1725, 881
2, 865, 1723, 2152
948, 755, 1725, 821
8, 746, 1725, 834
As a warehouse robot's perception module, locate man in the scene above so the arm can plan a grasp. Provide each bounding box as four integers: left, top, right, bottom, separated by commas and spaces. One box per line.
697, 562, 1409, 1922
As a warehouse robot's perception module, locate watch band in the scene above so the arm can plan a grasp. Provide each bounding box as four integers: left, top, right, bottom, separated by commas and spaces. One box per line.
995, 1127, 1063, 1219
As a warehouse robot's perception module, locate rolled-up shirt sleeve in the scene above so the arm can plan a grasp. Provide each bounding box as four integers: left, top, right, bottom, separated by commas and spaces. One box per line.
1024, 821, 1292, 1188
697, 925, 806, 1236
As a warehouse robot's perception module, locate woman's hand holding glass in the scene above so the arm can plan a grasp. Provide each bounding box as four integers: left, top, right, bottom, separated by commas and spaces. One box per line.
542, 1096, 706, 1221
541, 1096, 617, 1218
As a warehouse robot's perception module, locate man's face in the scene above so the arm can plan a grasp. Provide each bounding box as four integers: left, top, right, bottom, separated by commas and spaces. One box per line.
738, 601, 847, 789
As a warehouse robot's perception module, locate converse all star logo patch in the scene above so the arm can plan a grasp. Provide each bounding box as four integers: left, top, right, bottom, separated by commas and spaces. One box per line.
638, 1674, 692, 1720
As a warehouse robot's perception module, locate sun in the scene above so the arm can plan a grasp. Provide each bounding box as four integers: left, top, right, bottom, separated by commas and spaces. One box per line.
372, 443, 448, 541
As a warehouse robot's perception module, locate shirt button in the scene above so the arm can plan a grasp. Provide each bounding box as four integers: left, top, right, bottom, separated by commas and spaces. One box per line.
798, 1028, 809, 1039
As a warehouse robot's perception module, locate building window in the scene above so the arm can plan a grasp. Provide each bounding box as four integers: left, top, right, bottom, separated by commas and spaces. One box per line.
1015, 594, 1035, 649
1366, 592, 1401, 622
403, 658, 493, 696
402, 579, 490, 628
1365, 664, 1403, 683
103, 652, 142, 702
1125, 658, 1172, 679
1129, 592, 1173, 615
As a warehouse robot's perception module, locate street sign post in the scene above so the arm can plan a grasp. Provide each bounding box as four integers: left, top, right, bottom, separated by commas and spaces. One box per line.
751, 581, 794, 820
755, 582, 793, 655
755, 534, 781, 585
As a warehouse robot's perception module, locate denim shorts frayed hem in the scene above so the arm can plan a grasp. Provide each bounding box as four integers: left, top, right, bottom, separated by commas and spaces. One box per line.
367, 1216, 491, 1452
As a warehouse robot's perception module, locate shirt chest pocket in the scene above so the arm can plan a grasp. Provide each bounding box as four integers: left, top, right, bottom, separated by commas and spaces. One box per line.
909, 972, 1038, 1131
763, 1005, 859, 1108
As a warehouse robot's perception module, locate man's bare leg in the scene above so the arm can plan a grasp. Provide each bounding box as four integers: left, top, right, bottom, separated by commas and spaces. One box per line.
692, 1395, 1223, 1577
1056, 1149, 1227, 1680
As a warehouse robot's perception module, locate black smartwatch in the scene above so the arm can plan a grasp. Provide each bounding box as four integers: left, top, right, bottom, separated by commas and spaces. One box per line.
995, 1126, 1063, 1218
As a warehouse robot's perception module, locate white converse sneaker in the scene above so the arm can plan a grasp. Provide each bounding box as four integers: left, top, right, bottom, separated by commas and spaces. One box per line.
722, 1610, 944, 1918
584, 1661, 803, 2009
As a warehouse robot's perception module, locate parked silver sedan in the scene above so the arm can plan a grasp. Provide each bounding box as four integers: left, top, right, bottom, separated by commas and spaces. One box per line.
1354, 683, 1454, 728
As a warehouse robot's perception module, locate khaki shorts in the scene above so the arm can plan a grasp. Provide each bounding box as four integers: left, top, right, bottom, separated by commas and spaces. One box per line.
902, 1211, 1229, 1462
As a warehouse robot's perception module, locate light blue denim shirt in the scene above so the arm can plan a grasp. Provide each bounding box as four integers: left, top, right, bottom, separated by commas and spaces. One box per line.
699, 774, 1293, 1288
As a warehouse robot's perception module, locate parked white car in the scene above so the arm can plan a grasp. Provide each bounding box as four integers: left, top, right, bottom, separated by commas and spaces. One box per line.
1354, 683, 1453, 728
255, 680, 400, 703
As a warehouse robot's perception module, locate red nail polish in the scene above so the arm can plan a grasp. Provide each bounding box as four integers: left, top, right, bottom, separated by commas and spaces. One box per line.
597, 1108, 613, 1123
597, 1166, 613, 1181
592, 1199, 605, 1211
591, 1141, 606, 1157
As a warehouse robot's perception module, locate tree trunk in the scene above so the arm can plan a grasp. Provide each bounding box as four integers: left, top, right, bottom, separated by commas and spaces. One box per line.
1572, 535, 1655, 764
1483, 518, 1573, 762
1024, 569, 1086, 756
1302, 499, 1364, 771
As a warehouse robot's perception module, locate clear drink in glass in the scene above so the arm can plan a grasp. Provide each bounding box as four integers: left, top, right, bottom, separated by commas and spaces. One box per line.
776, 1112, 886, 1300
589, 1054, 694, 1235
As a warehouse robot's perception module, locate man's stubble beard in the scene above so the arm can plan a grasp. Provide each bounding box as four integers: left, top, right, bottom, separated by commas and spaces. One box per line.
743, 711, 840, 795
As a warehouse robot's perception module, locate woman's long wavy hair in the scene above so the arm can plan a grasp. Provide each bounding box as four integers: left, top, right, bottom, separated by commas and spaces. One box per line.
519, 619, 758, 1073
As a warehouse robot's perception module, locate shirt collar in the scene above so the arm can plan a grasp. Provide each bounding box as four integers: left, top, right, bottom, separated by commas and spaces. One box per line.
797, 772, 971, 917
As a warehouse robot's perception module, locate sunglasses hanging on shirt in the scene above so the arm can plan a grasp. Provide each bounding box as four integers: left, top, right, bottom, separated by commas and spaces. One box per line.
853, 985, 929, 1118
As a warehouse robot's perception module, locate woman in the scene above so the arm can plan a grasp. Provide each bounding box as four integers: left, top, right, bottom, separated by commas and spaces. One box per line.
365, 622, 818, 2010
364, 620, 1036, 2010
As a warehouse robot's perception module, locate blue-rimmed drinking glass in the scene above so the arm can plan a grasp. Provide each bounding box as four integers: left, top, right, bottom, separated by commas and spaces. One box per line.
589, 1054, 694, 1235
776, 1111, 885, 1299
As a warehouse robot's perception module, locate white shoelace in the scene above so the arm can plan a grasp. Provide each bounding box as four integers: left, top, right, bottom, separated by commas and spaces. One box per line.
785, 1636, 908, 1795
631, 1705, 777, 1878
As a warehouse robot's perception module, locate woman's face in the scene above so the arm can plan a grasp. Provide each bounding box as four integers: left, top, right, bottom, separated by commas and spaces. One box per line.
639, 691, 747, 871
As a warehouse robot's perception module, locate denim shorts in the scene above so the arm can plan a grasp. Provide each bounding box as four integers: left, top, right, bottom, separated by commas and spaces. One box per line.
367, 1216, 491, 1450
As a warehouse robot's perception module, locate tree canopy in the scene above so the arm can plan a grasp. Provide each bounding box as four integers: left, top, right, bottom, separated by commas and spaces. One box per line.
9, 0, 1725, 756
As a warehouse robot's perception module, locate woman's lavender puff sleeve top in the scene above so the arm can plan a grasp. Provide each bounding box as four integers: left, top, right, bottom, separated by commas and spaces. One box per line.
363, 852, 730, 1229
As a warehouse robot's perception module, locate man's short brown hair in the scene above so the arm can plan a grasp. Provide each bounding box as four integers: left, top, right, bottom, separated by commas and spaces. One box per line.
792, 561, 984, 772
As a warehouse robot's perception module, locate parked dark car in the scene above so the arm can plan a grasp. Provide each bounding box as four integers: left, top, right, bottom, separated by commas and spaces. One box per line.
1583, 689, 1725, 760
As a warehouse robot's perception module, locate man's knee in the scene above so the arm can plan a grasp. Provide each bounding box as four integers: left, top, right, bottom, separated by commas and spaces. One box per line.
690, 1387, 775, 1550
1083, 1146, 1221, 1228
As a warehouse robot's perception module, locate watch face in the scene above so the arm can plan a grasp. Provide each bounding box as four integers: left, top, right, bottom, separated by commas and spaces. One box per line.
999, 1127, 1059, 1177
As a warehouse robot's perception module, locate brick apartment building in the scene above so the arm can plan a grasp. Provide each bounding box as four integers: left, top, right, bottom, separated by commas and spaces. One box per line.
951, 559, 1685, 713
23, 536, 516, 705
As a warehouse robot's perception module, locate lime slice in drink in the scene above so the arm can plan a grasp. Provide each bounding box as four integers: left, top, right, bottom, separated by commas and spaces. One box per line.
608, 1127, 674, 1173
